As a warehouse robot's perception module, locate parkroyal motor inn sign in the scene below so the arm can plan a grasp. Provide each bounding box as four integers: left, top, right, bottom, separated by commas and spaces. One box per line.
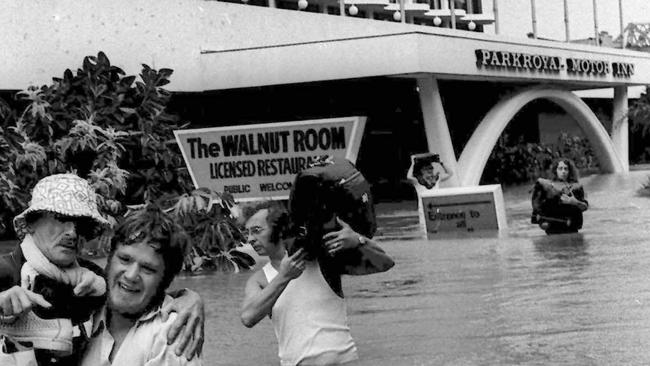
475, 49, 634, 78
174, 117, 366, 201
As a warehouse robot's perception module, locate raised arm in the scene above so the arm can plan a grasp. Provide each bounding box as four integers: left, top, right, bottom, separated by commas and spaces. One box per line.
437, 161, 454, 183
406, 155, 417, 184
240, 249, 306, 328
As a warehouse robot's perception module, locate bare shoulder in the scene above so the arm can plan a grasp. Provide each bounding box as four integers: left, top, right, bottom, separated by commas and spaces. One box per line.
246, 269, 269, 290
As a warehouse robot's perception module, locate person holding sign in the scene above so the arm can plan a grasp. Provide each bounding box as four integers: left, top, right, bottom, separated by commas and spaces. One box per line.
240, 199, 393, 366
406, 153, 454, 230
406, 153, 454, 193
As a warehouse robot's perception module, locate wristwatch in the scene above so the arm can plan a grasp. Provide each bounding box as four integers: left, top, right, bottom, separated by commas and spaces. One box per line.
358, 236, 367, 246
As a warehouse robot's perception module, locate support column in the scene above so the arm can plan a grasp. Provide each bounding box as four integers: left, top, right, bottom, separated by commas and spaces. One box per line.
612, 86, 629, 171
417, 76, 460, 187
493, 0, 500, 35
530, 0, 537, 38
563, 0, 570, 42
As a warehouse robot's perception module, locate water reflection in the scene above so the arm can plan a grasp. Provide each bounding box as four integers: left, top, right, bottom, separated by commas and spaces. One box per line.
533, 233, 588, 261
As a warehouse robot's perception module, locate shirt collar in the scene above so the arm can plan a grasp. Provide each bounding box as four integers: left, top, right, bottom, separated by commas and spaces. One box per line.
91, 295, 173, 336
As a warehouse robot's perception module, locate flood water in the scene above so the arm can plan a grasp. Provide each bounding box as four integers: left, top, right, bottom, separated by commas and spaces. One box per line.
0, 172, 646, 364
170, 169, 650, 365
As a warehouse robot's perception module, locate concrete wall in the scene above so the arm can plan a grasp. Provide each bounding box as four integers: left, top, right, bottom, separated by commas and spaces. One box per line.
1, 0, 424, 91
1, 0, 206, 91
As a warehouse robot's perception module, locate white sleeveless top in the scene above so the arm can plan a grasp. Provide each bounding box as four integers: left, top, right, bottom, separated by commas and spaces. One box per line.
263, 261, 358, 366
415, 183, 439, 230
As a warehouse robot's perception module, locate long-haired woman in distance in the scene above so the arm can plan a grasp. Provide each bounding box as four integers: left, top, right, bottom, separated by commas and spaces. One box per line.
550, 158, 588, 210
531, 158, 589, 234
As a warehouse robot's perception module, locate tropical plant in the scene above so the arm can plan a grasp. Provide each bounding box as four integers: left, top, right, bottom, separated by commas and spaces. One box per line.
626, 86, 650, 163
0, 99, 28, 235
629, 87, 650, 135
481, 132, 599, 185
166, 189, 254, 272
628, 86, 650, 196
0, 52, 253, 272
555, 132, 599, 174
629, 86, 650, 142
619, 23, 650, 50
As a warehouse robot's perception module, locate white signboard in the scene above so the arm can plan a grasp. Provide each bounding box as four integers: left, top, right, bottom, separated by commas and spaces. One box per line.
419, 184, 507, 234
174, 117, 366, 201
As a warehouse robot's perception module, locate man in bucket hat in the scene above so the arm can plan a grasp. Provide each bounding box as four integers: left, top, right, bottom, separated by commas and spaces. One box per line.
0, 174, 205, 365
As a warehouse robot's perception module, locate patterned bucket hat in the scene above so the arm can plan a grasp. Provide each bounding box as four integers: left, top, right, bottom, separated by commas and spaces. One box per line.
13, 174, 110, 239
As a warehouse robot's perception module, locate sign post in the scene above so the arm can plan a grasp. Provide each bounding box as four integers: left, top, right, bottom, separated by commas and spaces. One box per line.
174, 116, 367, 201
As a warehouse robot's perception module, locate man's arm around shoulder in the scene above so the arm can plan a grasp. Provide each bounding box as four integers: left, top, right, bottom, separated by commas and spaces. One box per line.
147, 312, 203, 366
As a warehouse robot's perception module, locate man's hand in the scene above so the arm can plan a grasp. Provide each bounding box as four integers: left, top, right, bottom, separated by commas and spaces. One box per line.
323, 217, 361, 256
278, 248, 307, 280
0, 286, 51, 318
73, 270, 106, 297
161, 289, 205, 360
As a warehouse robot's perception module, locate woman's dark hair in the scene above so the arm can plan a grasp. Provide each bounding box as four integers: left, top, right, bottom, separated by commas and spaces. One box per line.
413, 160, 433, 178
109, 203, 188, 311
241, 201, 292, 244
551, 158, 580, 183
413, 154, 439, 178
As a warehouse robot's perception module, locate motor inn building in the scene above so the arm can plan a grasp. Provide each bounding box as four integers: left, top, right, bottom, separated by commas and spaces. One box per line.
3, 0, 650, 201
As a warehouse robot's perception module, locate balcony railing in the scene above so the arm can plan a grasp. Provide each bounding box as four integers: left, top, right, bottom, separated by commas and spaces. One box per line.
224, 0, 495, 31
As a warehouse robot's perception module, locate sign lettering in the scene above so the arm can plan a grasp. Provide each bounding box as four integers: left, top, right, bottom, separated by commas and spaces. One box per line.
475, 49, 634, 78
419, 185, 507, 234
175, 117, 367, 201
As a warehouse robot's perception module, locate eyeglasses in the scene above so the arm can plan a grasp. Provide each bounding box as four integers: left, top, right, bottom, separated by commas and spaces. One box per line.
52, 213, 79, 223
52, 213, 96, 240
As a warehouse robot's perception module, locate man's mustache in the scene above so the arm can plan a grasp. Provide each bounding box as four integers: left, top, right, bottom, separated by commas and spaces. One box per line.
57, 235, 79, 247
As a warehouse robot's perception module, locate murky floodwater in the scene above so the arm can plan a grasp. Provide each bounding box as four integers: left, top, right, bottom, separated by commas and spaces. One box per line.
173, 170, 650, 365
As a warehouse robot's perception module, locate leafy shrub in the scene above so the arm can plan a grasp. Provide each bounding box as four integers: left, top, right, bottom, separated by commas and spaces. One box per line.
0, 52, 252, 272
628, 86, 650, 164
481, 132, 599, 185
629, 87, 650, 136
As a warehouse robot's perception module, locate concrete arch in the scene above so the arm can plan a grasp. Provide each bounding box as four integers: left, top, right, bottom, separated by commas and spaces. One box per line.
457, 87, 624, 187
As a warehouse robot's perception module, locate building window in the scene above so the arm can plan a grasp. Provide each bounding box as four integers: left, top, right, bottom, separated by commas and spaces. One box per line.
327, 5, 341, 15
